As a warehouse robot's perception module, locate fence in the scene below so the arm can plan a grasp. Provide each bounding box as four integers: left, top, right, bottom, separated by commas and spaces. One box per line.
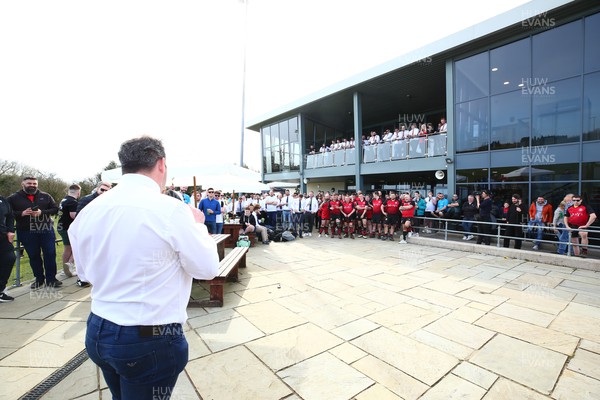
305, 134, 447, 169
414, 215, 599, 256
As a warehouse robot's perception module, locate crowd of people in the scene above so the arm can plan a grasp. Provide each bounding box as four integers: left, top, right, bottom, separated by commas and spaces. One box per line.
218, 188, 597, 257
307, 118, 448, 154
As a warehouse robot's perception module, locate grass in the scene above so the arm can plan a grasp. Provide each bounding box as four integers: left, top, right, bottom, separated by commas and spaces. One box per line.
8, 240, 66, 287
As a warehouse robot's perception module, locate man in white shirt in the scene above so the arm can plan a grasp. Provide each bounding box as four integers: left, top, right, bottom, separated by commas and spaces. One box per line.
439, 117, 448, 133
303, 191, 319, 236
290, 193, 304, 238
280, 189, 292, 230
69, 136, 219, 400
265, 189, 279, 227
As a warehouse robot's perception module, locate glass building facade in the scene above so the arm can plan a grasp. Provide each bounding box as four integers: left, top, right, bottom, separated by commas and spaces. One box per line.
455, 12, 600, 210
262, 116, 300, 173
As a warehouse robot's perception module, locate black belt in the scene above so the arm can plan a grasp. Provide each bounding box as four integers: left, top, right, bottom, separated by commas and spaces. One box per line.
138, 323, 183, 337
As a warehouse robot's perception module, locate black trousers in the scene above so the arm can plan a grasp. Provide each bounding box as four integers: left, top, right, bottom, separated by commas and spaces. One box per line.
503, 224, 522, 249
477, 216, 491, 245
0, 237, 16, 292
304, 213, 315, 233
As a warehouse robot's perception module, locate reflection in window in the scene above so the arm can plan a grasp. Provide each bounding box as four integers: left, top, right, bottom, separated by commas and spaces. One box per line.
585, 13, 600, 73
262, 126, 270, 148
530, 163, 579, 181
531, 182, 578, 212
533, 20, 583, 82
532, 77, 582, 145
490, 183, 528, 205
457, 168, 488, 183
490, 38, 531, 95
582, 162, 600, 180
491, 166, 531, 183
456, 98, 489, 153
455, 52, 489, 103
584, 72, 600, 141
491, 91, 530, 149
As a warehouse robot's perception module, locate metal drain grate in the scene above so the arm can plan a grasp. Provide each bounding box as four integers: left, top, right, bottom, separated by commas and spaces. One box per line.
19, 349, 89, 400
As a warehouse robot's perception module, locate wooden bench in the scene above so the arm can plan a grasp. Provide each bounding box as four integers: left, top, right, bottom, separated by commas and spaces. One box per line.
188, 246, 249, 308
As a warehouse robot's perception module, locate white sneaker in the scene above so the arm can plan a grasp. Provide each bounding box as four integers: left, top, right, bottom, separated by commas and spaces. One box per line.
318, 234, 321, 238
412, 233, 419, 238
466, 235, 474, 241
399, 239, 407, 244
309, 233, 312, 237
408, 232, 413, 238
63, 262, 74, 278
325, 234, 329, 237
532, 245, 539, 250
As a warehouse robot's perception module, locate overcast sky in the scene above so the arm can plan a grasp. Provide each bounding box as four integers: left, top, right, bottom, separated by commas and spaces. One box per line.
0, 0, 529, 183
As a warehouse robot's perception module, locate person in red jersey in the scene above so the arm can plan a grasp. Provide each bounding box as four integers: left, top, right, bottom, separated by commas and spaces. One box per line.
341, 195, 356, 239
564, 196, 596, 257
381, 191, 400, 240
329, 193, 343, 238
364, 194, 373, 238
355, 193, 368, 238
399, 193, 416, 244
370, 191, 384, 238
318, 193, 331, 237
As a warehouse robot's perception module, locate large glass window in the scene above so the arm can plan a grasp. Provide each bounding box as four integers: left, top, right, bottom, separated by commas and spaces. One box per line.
455, 52, 489, 103
532, 77, 582, 145
585, 13, 600, 73
533, 20, 583, 82
261, 116, 299, 173
584, 71, 600, 141
456, 98, 489, 153
490, 38, 531, 95
457, 168, 488, 183
491, 90, 530, 149
529, 163, 579, 181
531, 182, 578, 212
582, 162, 600, 180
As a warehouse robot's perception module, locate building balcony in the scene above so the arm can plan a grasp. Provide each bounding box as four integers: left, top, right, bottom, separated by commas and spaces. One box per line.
305, 134, 447, 169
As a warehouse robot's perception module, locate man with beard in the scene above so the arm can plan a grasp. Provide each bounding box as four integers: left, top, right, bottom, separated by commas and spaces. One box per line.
503, 194, 524, 249
8, 177, 60, 289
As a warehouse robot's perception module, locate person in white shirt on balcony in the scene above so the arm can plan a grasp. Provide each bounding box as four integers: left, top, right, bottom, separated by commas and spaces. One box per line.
439, 117, 448, 133
69, 136, 219, 400
368, 131, 380, 145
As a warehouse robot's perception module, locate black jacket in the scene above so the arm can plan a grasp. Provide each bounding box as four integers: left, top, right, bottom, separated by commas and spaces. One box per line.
506, 203, 524, 224
462, 201, 478, 219
0, 196, 15, 235
7, 190, 58, 232
241, 213, 257, 227
76, 191, 99, 214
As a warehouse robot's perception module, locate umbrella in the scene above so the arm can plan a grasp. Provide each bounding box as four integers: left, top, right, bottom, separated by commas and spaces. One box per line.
502, 166, 554, 178
267, 181, 300, 189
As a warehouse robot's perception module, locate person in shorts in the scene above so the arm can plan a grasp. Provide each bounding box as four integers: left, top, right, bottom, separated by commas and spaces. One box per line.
318, 192, 331, 237
382, 192, 400, 240
370, 191, 384, 238
564, 196, 596, 257
399, 194, 415, 244
354, 193, 368, 238
329, 193, 342, 239
341, 195, 356, 239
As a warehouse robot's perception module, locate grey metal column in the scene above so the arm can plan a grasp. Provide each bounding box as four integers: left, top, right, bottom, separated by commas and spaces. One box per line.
299, 112, 306, 193
445, 60, 455, 196
353, 92, 363, 192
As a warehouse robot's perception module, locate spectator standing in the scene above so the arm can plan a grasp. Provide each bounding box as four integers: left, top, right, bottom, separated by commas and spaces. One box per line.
198, 188, 221, 234
476, 190, 492, 245
0, 195, 16, 302
57, 184, 81, 277
265, 189, 279, 228
461, 194, 478, 240
77, 182, 112, 214
8, 177, 60, 290
179, 186, 191, 204
553, 201, 569, 255
69, 136, 219, 399
303, 191, 318, 236
214, 191, 225, 234
446, 194, 462, 220
280, 189, 292, 230
528, 196, 553, 250
424, 191, 436, 233
564, 196, 597, 257
439, 118, 448, 133
503, 194, 524, 249
290, 193, 304, 238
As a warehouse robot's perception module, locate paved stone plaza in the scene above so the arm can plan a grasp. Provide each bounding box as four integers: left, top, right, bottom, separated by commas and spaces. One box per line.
1, 237, 599, 399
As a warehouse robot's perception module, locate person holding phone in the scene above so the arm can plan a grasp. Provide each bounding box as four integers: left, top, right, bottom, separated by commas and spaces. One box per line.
7, 176, 60, 289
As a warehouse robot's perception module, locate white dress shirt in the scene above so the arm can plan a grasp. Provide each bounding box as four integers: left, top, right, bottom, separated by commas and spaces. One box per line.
303, 197, 319, 213
69, 174, 219, 326
265, 195, 278, 212
281, 195, 291, 211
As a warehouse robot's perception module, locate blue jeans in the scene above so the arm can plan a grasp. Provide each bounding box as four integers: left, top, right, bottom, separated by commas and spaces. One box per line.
86, 313, 188, 400
282, 210, 292, 230
205, 220, 217, 234
461, 218, 474, 235
528, 220, 544, 246
17, 230, 57, 283
556, 223, 569, 254
216, 223, 223, 234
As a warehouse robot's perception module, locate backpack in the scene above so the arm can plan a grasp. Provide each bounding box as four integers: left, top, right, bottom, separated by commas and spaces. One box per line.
236, 235, 251, 247
281, 231, 295, 242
